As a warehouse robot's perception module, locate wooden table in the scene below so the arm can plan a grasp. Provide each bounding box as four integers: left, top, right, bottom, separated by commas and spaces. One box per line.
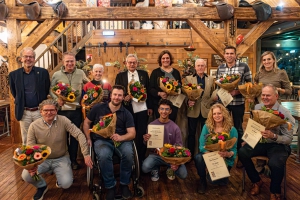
282, 101, 300, 163
0, 100, 10, 137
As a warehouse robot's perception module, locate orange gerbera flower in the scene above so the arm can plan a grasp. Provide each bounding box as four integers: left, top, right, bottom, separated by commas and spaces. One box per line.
55, 89, 61, 95
83, 94, 88, 100
173, 81, 178, 86
93, 92, 99, 98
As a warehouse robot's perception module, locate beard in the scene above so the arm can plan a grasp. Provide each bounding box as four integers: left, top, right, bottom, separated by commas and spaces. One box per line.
111, 100, 121, 106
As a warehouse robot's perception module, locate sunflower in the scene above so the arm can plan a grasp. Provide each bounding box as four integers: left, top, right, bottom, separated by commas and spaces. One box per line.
34, 152, 42, 160
165, 83, 173, 91
41, 149, 50, 158
188, 87, 192, 90
55, 89, 61, 95
164, 143, 172, 148
17, 154, 26, 161
83, 94, 88, 100
67, 92, 76, 102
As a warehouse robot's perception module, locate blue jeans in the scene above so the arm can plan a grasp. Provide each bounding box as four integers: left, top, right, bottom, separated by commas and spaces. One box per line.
93, 139, 133, 189
22, 155, 73, 189
142, 154, 187, 179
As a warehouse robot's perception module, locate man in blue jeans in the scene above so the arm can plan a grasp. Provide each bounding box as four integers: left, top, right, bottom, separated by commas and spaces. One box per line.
83, 85, 136, 200
142, 99, 187, 181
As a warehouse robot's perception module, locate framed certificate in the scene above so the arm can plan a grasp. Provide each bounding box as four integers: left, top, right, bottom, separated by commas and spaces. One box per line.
203, 151, 230, 181
147, 125, 164, 148
242, 118, 265, 149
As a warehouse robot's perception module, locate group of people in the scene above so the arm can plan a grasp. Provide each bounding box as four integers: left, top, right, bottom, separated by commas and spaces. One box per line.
8, 46, 294, 200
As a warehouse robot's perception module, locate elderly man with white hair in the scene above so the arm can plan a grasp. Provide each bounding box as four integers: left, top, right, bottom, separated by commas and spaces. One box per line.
83, 63, 112, 103
184, 58, 217, 157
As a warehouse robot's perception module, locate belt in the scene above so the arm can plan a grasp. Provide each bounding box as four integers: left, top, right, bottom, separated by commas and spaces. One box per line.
24, 107, 39, 111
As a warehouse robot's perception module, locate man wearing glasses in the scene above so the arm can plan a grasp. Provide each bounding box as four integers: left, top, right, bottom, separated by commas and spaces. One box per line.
115, 54, 152, 167
142, 99, 187, 182
22, 99, 93, 200
9, 47, 50, 145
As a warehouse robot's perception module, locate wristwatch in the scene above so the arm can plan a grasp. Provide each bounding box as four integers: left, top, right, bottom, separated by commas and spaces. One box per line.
272, 133, 277, 141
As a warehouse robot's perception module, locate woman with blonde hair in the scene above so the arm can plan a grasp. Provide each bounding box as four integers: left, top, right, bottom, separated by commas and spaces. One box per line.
194, 103, 238, 194
254, 51, 291, 98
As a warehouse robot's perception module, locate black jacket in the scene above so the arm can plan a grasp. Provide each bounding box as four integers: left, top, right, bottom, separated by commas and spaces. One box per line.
9, 66, 50, 120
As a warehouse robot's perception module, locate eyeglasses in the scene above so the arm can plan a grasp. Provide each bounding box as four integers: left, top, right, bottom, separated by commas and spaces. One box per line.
263, 58, 272, 61
22, 56, 34, 59
159, 108, 170, 111
42, 109, 57, 113
127, 62, 137, 65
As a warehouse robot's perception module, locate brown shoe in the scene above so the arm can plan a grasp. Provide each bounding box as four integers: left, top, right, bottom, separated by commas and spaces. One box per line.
250, 180, 263, 195
270, 193, 281, 200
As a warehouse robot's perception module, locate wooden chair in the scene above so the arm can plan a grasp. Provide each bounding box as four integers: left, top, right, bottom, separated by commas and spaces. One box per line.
242, 156, 287, 200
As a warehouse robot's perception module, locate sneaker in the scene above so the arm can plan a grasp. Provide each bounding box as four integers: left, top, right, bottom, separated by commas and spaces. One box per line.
33, 186, 48, 200
56, 181, 61, 188
166, 168, 175, 181
151, 170, 159, 181
120, 184, 132, 199
106, 186, 116, 200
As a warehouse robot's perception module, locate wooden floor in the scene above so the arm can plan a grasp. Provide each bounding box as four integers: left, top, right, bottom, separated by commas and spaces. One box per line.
1, 135, 300, 200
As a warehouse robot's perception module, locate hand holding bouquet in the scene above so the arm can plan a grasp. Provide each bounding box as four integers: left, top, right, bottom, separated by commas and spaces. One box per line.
204, 131, 237, 152
215, 73, 241, 92
128, 81, 147, 102
91, 113, 120, 147
52, 81, 79, 102
13, 145, 51, 181
159, 77, 181, 96
182, 83, 203, 110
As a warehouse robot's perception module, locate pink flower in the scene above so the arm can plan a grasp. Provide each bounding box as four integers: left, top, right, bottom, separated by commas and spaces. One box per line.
33, 146, 40, 150
34, 152, 42, 160
279, 113, 284, 119
99, 121, 104, 127
218, 135, 225, 141
133, 87, 138, 92
185, 150, 191, 157
162, 78, 167, 83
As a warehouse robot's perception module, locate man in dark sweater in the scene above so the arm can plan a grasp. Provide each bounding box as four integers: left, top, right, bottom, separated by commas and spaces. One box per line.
142, 99, 187, 181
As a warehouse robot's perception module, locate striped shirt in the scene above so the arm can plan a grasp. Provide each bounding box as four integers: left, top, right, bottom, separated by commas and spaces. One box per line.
216, 61, 252, 105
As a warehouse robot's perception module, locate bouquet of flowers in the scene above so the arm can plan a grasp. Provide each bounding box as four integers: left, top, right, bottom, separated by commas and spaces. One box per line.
238, 82, 263, 110
252, 106, 292, 130
159, 77, 181, 96
158, 143, 191, 165
204, 132, 237, 152
128, 81, 147, 102
182, 83, 204, 110
81, 85, 103, 119
215, 73, 241, 92
52, 82, 79, 102
91, 113, 120, 147
13, 145, 51, 181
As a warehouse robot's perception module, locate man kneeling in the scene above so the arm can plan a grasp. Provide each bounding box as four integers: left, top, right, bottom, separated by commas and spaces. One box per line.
22, 99, 93, 200
142, 99, 187, 181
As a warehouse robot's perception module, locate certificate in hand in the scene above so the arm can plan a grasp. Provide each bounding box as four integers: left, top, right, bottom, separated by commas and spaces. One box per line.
242, 118, 265, 149
217, 88, 233, 107
167, 94, 186, 108
147, 125, 164, 148
203, 151, 230, 181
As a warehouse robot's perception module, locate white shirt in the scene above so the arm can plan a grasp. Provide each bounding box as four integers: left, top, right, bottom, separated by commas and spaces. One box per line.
127, 70, 140, 83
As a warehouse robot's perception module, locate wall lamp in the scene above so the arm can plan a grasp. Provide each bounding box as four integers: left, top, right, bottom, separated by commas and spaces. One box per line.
102, 31, 115, 36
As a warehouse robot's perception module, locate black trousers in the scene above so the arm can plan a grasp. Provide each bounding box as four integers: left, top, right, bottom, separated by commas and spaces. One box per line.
58, 108, 82, 163
227, 104, 245, 150
124, 104, 148, 166
188, 114, 206, 157
238, 143, 290, 194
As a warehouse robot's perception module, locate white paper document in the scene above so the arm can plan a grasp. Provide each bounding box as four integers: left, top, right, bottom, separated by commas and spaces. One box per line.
61, 102, 79, 111
147, 125, 164, 148
242, 118, 265, 149
203, 151, 230, 181
167, 94, 186, 108
217, 88, 233, 107
131, 101, 147, 113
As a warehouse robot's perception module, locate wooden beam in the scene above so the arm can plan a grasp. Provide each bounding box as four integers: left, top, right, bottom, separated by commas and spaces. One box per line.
187, 19, 225, 57
6, 7, 300, 21
6, 19, 22, 144
0, 44, 7, 56
18, 19, 61, 54
21, 21, 39, 40
237, 21, 274, 56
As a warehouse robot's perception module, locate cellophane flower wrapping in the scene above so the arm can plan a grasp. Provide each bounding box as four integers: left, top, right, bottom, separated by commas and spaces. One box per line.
238, 83, 263, 100
215, 74, 241, 92
158, 144, 191, 165
52, 82, 79, 102
204, 132, 237, 152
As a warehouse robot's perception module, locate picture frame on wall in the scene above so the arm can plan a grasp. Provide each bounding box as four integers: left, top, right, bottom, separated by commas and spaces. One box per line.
202, 58, 208, 74
210, 69, 217, 78
211, 54, 223, 67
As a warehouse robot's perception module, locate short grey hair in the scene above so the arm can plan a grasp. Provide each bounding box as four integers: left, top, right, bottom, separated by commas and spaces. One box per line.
39, 99, 59, 111
262, 84, 278, 95
126, 54, 138, 63
92, 64, 104, 72
20, 47, 36, 58
195, 58, 207, 66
